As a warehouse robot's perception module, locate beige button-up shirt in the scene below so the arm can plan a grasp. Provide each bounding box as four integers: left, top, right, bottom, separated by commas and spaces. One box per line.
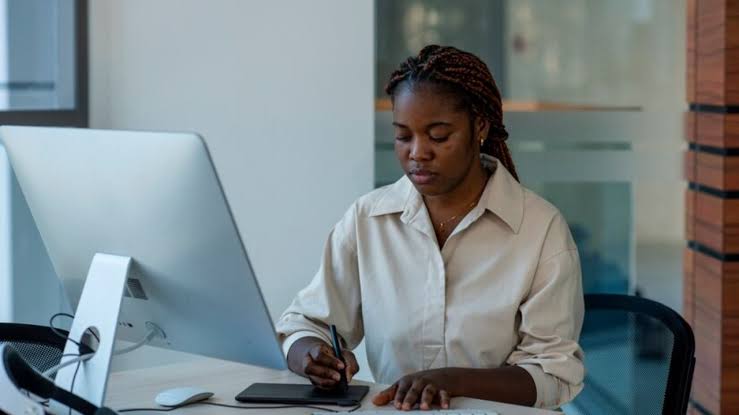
276, 155, 585, 409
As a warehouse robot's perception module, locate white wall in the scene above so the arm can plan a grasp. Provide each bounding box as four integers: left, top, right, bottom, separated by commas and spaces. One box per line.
88, 0, 375, 374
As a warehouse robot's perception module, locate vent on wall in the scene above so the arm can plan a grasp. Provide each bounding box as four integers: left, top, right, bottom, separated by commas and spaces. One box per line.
124, 278, 148, 300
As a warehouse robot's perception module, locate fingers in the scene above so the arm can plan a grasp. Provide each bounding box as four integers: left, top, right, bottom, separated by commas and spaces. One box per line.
308, 374, 339, 389
302, 354, 341, 388
304, 360, 341, 381
303, 355, 341, 380
401, 378, 426, 410
385, 376, 447, 411
439, 389, 451, 409
310, 345, 345, 371
372, 384, 397, 406
301, 342, 362, 389
419, 384, 438, 410
344, 351, 360, 382
393, 377, 412, 409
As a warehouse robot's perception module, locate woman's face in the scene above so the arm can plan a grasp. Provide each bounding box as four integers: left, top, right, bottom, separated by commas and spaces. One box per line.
392, 83, 487, 197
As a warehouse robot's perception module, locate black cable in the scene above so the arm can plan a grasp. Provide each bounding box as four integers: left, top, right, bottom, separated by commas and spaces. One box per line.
117, 401, 363, 413
49, 313, 83, 349
50, 312, 101, 343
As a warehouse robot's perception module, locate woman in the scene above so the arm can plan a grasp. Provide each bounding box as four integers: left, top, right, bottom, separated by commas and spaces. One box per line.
276, 45, 584, 411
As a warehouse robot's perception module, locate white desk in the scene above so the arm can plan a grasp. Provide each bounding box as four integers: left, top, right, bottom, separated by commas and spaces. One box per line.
105, 357, 559, 414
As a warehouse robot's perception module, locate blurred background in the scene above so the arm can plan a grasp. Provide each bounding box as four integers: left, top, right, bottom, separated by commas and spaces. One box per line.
376, 0, 686, 310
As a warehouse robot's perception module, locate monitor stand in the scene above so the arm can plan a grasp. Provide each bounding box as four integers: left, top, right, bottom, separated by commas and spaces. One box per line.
52, 253, 131, 411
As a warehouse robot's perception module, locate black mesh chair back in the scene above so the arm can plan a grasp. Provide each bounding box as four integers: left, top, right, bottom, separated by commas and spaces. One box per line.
570, 294, 695, 415
0, 323, 85, 377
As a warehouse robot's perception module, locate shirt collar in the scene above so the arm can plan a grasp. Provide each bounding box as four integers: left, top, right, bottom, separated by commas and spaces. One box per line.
479, 154, 524, 233
368, 175, 414, 217
368, 154, 524, 234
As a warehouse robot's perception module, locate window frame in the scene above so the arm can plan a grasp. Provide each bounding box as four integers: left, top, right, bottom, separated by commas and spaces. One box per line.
0, 0, 88, 128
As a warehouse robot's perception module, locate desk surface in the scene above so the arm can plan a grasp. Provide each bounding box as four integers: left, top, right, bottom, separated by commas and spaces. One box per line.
105, 357, 559, 414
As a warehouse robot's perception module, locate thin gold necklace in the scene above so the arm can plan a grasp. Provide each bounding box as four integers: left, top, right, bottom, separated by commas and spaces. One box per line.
437, 199, 478, 232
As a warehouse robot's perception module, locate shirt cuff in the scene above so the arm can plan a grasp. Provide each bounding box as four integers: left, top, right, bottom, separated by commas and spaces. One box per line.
518, 363, 562, 409
280, 330, 332, 358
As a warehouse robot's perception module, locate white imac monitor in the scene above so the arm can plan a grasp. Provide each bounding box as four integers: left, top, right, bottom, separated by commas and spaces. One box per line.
0, 126, 287, 406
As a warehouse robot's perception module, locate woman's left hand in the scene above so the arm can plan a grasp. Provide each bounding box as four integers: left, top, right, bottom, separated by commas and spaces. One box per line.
371, 369, 454, 411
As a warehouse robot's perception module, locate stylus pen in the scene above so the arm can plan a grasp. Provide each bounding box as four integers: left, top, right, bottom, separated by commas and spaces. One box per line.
329, 324, 349, 389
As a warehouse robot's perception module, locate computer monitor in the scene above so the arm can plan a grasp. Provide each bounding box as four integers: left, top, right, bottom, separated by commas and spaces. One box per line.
0, 126, 287, 405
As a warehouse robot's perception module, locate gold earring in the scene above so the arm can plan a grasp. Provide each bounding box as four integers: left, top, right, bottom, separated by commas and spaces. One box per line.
479, 136, 485, 146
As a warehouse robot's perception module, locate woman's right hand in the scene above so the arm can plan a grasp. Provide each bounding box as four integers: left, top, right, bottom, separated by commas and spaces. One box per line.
287, 336, 359, 389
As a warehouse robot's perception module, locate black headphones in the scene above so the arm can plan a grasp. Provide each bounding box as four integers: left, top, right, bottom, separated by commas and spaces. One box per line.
1, 346, 118, 415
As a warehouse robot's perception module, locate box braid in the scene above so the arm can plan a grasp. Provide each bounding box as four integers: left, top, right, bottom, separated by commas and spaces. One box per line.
385, 45, 519, 181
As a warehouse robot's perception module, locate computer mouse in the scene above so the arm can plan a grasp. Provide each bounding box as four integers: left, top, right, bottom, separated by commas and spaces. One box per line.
154, 386, 214, 407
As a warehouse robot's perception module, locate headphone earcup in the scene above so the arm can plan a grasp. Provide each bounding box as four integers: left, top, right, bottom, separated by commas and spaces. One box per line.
3, 346, 108, 415
2, 347, 55, 398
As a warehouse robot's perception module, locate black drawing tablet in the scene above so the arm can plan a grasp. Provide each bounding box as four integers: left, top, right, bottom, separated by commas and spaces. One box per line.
235, 383, 370, 406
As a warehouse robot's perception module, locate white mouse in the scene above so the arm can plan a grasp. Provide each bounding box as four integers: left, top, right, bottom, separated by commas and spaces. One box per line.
154, 386, 214, 407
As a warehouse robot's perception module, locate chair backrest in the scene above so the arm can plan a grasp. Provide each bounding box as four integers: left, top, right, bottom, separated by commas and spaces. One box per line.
570, 294, 695, 415
0, 323, 76, 375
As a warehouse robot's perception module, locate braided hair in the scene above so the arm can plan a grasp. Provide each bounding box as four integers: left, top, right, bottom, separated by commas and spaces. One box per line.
385, 45, 518, 181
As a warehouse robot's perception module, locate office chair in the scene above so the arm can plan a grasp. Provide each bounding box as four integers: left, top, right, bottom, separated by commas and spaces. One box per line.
0, 322, 92, 376
569, 294, 695, 415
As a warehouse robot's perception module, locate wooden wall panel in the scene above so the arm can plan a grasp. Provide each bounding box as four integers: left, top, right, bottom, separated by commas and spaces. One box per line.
696, 0, 726, 105
695, 221, 739, 253
727, 114, 739, 142
687, 190, 696, 240
725, 1, 739, 104
691, 192, 739, 254
687, 0, 697, 102
695, 0, 739, 106
694, 251, 723, 414
694, 190, 723, 225
685, 151, 697, 183
721, 262, 739, 411
696, 113, 724, 147
722, 316, 739, 413
721, 261, 739, 316
685, 248, 695, 325
686, 111, 697, 141
687, 222, 739, 414
694, 306, 722, 414
680, 0, 739, 411
695, 253, 722, 313
695, 191, 739, 226
696, 152, 739, 190
695, 113, 739, 148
